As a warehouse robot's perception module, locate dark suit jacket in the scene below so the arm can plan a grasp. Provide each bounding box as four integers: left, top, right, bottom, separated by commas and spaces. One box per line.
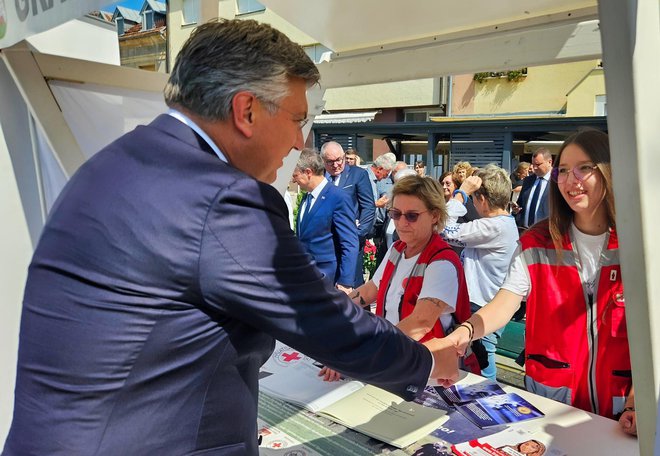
3, 115, 432, 456
335, 165, 376, 239
515, 174, 550, 227
296, 182, 358, 287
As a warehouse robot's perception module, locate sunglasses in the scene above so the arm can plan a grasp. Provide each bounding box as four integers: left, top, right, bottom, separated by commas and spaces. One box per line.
388, 209, 428, 223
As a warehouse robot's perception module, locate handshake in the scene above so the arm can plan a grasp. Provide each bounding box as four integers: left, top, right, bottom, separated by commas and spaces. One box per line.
422, 324, 475, 387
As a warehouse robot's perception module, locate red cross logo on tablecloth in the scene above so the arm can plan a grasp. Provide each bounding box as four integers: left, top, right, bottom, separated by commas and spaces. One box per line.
280, 351, 302, 362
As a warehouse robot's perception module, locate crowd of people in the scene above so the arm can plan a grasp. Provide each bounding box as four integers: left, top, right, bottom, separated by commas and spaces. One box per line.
294, 131, 635, 437
2, 17, 635, 455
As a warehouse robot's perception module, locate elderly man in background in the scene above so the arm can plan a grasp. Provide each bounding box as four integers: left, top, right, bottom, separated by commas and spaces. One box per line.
321, 141, 376, 286
3, 19, 458, 455
292, 149, 358, 292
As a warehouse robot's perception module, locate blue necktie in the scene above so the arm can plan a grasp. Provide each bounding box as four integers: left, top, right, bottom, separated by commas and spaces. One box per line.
527, 177, 542, 227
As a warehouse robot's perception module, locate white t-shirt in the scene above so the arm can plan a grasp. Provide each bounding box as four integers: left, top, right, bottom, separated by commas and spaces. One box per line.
501, 223, 607, 298
372, 244, 458, 331
442, 214, 519, 306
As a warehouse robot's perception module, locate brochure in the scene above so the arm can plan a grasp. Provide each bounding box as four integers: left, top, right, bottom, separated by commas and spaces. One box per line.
413, 385, 506, 445
453, 393, 544, 429
436, 380, 544, 429
452, 427, 566, 456
259, 342, 449, 449
440, 382, 507, 405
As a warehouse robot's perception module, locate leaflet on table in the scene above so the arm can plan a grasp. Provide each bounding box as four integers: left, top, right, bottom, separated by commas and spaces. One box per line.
440, 381, 507, 405
259, 341, 449, 448
413, 386, 505, 445
454, 393, 544, 429
452, 427, 566, 456
259, 343, 364, 413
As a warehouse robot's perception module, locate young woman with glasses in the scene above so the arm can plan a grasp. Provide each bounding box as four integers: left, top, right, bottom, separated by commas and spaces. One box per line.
446, 129, 635, 434
320, 175, 478, 381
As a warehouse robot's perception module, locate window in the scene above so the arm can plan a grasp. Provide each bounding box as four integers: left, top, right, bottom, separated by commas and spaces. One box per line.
303, 44, 331, 64
116, 16, 125, 35
143, 10, 154, 30
405, 112, 428, 122
595, 95, 607, 116
404, 110, 444, 122
237, 0, 265, 14
182, 0, 199, 24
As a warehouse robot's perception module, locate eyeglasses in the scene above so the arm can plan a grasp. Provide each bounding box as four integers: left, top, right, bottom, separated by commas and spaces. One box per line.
388, 209, 428, 223
324, 156, 345, 165
259, 99, 310, 130
551, 163, 599, 183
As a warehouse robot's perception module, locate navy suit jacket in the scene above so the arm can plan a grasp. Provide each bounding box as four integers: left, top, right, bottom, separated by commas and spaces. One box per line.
335, 165, 375, 239
296, 183, 358, 287
4, 115, 431, 456
515, 174, 550, 227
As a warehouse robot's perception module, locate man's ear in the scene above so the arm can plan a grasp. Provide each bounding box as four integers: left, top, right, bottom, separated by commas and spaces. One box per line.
232, 91, 257, 138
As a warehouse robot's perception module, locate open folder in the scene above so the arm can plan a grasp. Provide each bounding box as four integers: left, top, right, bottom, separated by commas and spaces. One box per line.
259, 342, 449, 448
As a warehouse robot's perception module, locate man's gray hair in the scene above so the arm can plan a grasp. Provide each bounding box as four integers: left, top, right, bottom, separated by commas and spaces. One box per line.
393, 168, 416, 182
320, 141, 344, 159
295, 149, 325, 176
533, 147, 553, 161
164, 19, 320, 121
373, 154, 396, 171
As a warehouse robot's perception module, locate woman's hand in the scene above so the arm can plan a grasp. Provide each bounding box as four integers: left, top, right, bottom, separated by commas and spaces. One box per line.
619, 409, 637, 436
619, 389, 637, 436
336, 284, 352, 295
446, 323, 472, 357
318, 367, 343, 382
460, 176, 482, 195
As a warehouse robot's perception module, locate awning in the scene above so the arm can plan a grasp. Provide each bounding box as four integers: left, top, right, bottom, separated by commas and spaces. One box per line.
313, 111, 379, 124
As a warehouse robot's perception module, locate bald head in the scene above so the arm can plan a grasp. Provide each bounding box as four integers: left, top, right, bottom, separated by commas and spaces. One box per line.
320, 141, 346, 176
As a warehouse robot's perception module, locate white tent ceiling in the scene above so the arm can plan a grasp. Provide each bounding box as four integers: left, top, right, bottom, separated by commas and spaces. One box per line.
262, 0, 601, 88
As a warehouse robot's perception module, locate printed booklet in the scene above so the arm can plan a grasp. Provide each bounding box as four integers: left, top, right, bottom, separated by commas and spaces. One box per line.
259, 342, 449, 448
412, 385, 506, 445
439, 381, 545, 429
452, 427, 566, 456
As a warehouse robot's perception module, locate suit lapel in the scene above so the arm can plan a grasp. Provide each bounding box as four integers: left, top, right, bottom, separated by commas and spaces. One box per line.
300, 185, 331, 234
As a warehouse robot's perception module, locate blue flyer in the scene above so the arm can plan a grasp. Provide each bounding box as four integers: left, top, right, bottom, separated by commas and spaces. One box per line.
455, 393, 545, 429
439, 381, 506, 404
413, 386, 505, 444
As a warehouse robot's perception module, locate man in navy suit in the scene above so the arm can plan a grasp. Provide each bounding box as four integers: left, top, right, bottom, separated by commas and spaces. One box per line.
513, 148, 553, 228
321, 141, 375, 286
293, 149, 358, 291
3, 19, 458, 455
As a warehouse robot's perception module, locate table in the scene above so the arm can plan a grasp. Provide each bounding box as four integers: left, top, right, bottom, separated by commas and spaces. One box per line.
258, 371, 639, 455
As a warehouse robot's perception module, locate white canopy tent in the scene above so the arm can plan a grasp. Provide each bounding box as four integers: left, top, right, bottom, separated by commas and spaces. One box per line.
1, 0, 659, 453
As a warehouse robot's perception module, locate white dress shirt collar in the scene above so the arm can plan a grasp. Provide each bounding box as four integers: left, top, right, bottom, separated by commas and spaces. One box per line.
167, 109, 228, 163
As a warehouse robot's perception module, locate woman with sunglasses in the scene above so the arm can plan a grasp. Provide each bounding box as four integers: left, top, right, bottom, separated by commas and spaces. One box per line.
446, 129, 635, 434
320, 175, 476, 381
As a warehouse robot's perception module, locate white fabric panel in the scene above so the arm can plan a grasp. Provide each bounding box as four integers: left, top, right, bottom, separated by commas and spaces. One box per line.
48, 81, 166, 159
35, 81, 166, 210
34, 122, 67, 211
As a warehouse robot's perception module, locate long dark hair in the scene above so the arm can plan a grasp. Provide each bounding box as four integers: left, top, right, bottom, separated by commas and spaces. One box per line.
548, 128, 615, 251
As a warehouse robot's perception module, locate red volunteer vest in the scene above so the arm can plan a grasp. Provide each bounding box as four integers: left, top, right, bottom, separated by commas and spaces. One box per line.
521, 220, 631, 419
376, 233, 471, 341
